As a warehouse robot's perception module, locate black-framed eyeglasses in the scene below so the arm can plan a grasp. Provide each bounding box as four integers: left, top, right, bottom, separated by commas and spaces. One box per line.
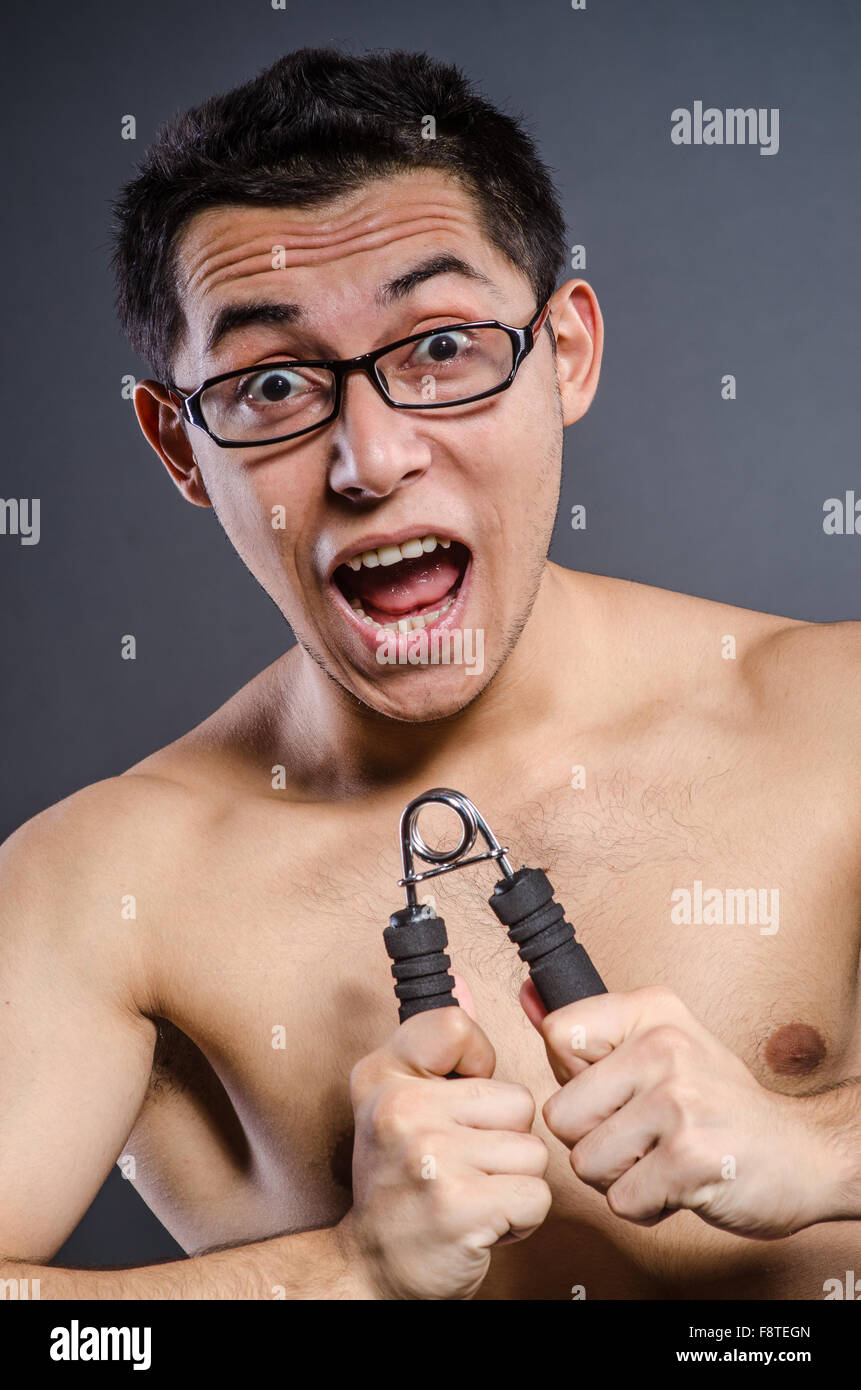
167, 301, 551, 448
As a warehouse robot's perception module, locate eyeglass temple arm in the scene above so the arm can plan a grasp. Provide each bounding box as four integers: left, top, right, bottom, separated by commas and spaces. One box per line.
531, 300, 552, 340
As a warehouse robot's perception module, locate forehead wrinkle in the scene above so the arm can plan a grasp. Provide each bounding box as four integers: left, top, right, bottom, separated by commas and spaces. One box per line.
185, 215, 482, 300
182, 185, 472, 266
273, 183, 475, 243
180, 203, 482, 301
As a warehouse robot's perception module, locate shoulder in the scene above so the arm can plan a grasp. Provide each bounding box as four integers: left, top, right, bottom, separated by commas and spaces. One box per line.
741, 615, 861, 747
0, 654, 296, 942
738, 616, 861, 869
580, 568, 858, 705
573, 568, 859, 756
1, 768, 203, 880
641, 579, 860, 755
0, 756, 237, 1017
669, 593, 861, 832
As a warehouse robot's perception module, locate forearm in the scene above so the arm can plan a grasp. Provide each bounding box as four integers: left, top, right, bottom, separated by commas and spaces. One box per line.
0, 1213, 379, 1300
800, 1075, 861, 1223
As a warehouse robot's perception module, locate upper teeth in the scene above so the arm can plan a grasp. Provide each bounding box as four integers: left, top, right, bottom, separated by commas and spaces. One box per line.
345, 533, 451, 571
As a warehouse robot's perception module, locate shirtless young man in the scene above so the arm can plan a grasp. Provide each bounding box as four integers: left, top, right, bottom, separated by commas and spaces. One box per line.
1, 48, 859, 1303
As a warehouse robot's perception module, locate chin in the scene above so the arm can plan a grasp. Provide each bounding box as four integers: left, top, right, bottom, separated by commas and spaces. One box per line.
353, 663, 495, 724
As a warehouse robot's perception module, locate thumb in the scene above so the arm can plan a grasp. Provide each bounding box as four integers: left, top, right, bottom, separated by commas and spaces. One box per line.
520, 978, 590, 1086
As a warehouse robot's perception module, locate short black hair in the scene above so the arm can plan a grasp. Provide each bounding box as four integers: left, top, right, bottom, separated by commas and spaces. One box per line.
111, 46, 567, 383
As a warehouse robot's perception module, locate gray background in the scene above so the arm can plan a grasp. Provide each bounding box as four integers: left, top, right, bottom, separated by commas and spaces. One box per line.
1, 0, 857, 1266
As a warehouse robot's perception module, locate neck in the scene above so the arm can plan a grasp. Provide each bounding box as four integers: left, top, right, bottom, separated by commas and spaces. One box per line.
277, 564, 585, 797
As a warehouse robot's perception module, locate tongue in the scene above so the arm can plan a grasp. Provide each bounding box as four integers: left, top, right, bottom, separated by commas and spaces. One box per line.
352, 552, 461, 617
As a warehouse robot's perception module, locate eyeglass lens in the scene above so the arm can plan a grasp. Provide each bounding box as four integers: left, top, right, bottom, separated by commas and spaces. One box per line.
200, 325, 515, 443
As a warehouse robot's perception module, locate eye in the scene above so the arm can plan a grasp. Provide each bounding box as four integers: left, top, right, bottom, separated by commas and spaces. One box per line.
410, 328, 473, 366
238, 366, 306, 403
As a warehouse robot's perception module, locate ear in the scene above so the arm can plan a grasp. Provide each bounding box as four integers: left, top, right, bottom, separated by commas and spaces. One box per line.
546, 280, 604, 427
133, 379, 212, 509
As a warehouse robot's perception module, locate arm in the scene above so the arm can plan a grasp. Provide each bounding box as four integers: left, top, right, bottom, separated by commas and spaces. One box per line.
799, 1076, 861, 1222
1, 785, 550, 1301
520, 619, 861, 1237
0, 1225, 375, 1300
0, 792, 374, 1300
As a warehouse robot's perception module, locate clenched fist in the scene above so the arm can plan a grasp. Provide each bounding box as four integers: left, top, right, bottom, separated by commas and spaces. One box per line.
342, 980, 551, 1299
522, 982, 850, 1239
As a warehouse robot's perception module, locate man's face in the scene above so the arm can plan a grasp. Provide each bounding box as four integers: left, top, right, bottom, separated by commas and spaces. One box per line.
169, 171, 565, 721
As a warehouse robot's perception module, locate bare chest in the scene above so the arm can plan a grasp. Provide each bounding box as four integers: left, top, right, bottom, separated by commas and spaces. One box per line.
134, 769, 861, 1287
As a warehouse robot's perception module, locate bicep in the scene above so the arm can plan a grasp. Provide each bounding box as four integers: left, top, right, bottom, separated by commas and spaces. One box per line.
0, 826, 157, 1261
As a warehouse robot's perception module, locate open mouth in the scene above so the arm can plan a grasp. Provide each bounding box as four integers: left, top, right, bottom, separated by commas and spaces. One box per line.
331, 534, 472, 634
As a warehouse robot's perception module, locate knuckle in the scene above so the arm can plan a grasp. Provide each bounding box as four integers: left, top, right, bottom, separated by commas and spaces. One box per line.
638, 984, 683, 1015
542, 1091, 560, 1132
371, 1081, 421, 1141
458, 1077, 490, 1104
516, 1175, 553, 1222
570, 1140, 600, 1185
645, 1023, 691, 1064
436, 1004, 477, 1046
653, 1078, 698, 1124
606, 1180, 642, 1221
663, 1129, 707, 1174
429, 1172, 469, 1230
522, 1132, 550, 1172
400, 1128, 447, 1176
506, 1081, 537, 1128
349, 1050, 386, 1102
542, 1086, 572, 1136
543, 1012, 574, 1060
503, 1129, 549, 1173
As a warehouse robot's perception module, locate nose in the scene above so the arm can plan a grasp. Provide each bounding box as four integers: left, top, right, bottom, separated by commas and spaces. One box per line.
327, 368, 433, 502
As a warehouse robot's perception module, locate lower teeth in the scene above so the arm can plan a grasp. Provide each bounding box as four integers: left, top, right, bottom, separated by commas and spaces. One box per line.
348, 594, 456, 631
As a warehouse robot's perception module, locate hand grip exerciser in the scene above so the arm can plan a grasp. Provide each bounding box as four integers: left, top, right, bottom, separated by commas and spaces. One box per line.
383, 788, 606, 1023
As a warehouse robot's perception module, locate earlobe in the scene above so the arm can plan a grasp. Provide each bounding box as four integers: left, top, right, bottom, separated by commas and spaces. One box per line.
548, 280, 604, 427
133, 379, 212, 509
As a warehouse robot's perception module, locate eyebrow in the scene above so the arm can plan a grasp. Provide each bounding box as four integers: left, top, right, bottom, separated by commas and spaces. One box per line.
376, 252, 494, 305
201, 253, 495, 359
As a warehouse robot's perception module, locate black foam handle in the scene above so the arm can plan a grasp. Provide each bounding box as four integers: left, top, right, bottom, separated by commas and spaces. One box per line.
489, 867, 606, 1011
384, 903, 459, 1023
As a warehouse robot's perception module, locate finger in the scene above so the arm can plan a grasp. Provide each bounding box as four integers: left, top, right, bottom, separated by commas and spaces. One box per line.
519, 978, 546, 1030
434, 1173, 552, 1250
479, 1174, 553, 1245
568, 1093, 662, 1190
540, 986, 693, 1081
411, 1129, 547, 1183
543, 1041, 651, 1145
444, 1076, 538, 1133
366, 1073, 538, 1133
388, 1004, 497, 1081
452, 972, 477, 1021
603, 1148, 679, 1225
458, 1129, 549, 1179
537, 995, 623, 1085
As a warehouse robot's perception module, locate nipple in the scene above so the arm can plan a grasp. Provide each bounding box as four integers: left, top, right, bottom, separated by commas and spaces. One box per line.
763, 1022, 826, 1077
